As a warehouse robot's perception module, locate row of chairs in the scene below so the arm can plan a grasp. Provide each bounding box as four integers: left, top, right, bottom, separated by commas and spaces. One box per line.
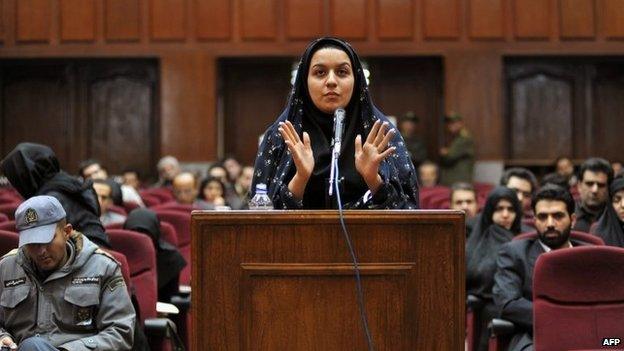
467, 231, 624, 351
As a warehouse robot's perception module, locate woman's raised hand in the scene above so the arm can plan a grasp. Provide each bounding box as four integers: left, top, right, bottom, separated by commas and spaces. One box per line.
279, 120, 314, 199
355, 120, 396, 193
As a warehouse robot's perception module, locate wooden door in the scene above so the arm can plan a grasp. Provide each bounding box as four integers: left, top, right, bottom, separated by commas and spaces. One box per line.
0, 59, 159, 179
505, 57, 624, 164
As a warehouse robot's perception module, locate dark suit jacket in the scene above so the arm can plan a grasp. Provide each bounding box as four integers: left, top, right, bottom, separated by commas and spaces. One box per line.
492, 237, 588, 331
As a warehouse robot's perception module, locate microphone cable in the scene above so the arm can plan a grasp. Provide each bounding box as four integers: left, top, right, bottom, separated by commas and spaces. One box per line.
333, 159, 376, 351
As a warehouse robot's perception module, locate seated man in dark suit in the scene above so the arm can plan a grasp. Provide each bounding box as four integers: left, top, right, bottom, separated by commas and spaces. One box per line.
492, 184, 587, 351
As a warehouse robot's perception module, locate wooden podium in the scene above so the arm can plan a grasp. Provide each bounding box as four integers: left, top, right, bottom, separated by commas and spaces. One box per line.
191, 210, 465, 350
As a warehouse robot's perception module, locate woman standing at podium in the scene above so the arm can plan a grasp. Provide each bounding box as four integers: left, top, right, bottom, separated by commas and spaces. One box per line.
252, 37, 418, 209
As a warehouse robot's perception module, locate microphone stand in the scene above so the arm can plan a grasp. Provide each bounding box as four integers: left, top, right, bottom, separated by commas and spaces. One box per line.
328, 140, 340, 196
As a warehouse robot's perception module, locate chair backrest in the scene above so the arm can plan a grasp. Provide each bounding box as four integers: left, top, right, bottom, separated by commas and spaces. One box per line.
141, 194, 162, 208
0, 230, 19, 256
151, 202, 197, 213
108, 205, 127, 216
514, 231, 605, 246
533, 246, 624, 351
160, 221, 179, 247
153, 210, 191, 285
141, 188, 175, 203
0, 220, 16, 232
0, 191, 22, 204
106, 229, 158, 324
123, 201, 141, 213
0, 203, 20, 220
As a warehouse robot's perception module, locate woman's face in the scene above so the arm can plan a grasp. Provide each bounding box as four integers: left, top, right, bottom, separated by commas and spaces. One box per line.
612, 189, 624, 221
203, 180, 223, 202
492, 199, 516, 230
307, 47, 355, 114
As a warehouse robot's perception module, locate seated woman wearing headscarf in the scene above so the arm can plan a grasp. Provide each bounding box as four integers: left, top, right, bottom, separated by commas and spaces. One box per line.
466, 186, 522, 351
1, 142, 110, 248
124, 208, 187, 302
592, 174, 624, 246
252, 37, 418, 209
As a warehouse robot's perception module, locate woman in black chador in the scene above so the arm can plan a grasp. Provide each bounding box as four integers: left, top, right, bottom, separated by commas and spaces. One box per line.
124, 208, 187, 302
592, 175, 624, 247
466, 186, 522, 351
251, 37, 418, 209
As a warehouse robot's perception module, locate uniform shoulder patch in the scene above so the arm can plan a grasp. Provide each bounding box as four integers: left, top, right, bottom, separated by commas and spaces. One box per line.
1, 249, 19, 260
94, 248, 122, 267
105, 276, 125, 292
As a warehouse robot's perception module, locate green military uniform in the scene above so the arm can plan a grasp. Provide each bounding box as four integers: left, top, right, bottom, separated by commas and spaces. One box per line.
440, 128, 475, 185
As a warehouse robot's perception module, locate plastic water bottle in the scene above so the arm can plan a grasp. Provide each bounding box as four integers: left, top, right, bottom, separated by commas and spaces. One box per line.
248, 183, 273, 210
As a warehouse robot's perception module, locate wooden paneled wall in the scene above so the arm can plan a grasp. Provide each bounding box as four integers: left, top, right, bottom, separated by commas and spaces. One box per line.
1, 0, 624, 161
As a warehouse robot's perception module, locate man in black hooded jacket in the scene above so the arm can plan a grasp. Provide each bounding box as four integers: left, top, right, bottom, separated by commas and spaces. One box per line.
0, 143, 110, 248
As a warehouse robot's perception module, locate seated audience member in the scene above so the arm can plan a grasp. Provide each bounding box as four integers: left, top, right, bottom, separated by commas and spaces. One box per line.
79, 160, 144, 208
466, 187, 522, 351
0, 143, 110, 248
93, 179, 127, 226
418, 160, 439, 188
493, 184, 585, 351
555, 156, 577, 186
198, 176, 227, 208
450, 182, 479, 235
235, 166, 254, 200
124, 208, 187, 302
154, 156, 181, 188
0, 195, 134, 350
574, 157, 613, 232
500, 167, 537, 219
592, 174, 624, 246
222, 156, 243, 185
79, 159, 108, 180
612, 161, 623, 178
208, 164, 229, 185
208, 164, 243, 209
123, 169, 142, 190
172, 172, 213, 210
540, 172, 569, 189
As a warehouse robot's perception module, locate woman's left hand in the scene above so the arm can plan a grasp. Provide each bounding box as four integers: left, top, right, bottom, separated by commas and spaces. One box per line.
355, 120, 396, 194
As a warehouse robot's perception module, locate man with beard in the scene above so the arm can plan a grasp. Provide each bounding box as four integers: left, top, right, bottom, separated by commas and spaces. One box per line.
492, 184, 589, 351
573, 158, 613, 232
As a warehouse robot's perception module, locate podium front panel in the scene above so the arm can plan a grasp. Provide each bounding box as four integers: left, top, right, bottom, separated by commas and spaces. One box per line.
191, 210, 464, 351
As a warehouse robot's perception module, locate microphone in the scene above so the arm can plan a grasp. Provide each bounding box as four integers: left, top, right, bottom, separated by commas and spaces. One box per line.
329, 108, 346, 196
332, 108, 346, 155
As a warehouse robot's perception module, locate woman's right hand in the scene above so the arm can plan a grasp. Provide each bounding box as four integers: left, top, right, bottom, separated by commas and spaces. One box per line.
279, 120, 314, 199
279, 121, 314, 179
